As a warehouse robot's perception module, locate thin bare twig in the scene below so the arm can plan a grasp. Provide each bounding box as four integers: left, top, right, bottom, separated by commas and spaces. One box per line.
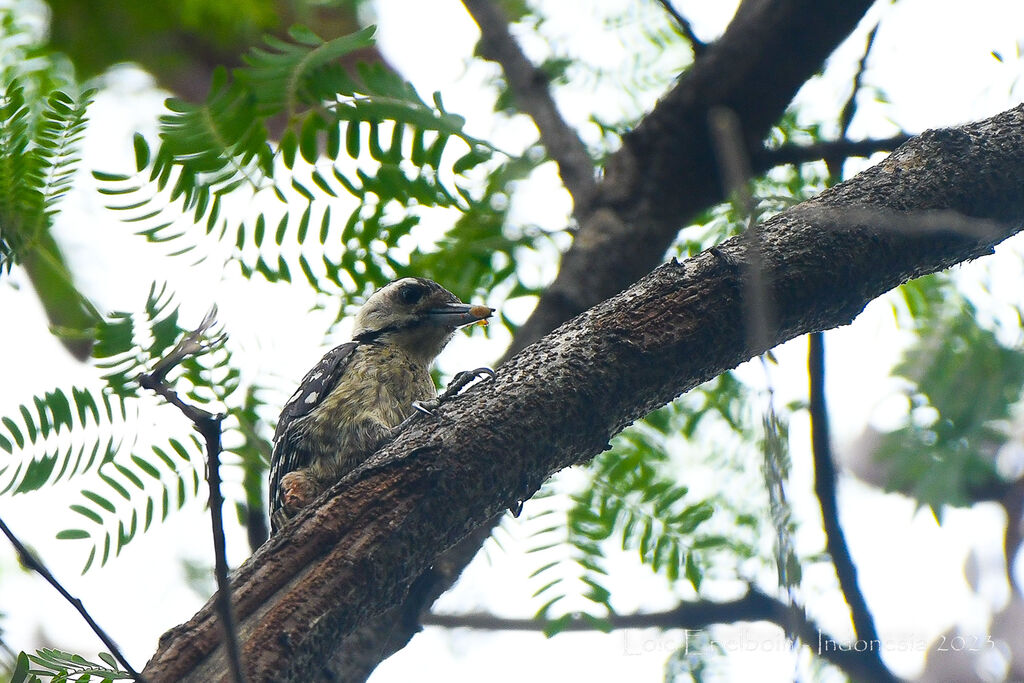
756, 134, 911, 169
822, 16, 881, 182
707, 106, 804, 653
653, 0, 706, 55
461, 0, 597, 216
707, 106, 773, 353
809, 336, 888, 679
0, 516, 142, 680
138, 308, 246, 683
838, 21, 881, 148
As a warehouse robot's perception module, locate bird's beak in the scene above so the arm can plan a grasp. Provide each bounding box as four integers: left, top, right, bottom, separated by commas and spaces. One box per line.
424, 303, 494, 328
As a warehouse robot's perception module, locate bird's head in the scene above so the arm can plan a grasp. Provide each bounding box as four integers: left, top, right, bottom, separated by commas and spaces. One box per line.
352, 278, 493, 363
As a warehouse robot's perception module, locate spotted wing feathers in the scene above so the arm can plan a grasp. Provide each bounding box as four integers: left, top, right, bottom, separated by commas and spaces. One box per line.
269, 342, 359, 527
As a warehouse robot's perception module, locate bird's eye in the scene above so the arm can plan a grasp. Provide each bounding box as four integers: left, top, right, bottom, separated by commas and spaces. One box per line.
398, 284, 424, 305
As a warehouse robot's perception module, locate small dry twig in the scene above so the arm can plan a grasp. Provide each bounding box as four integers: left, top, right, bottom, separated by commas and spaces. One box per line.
137, 306, 245, 683
0, 516, 143, 680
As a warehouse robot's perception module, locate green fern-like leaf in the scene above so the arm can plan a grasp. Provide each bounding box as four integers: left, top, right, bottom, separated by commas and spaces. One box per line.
161, 68, 273, 201
524, 488, 614, 635
0, 283, 239, 570
33, 89, 94, 214
522, 387, 765, 617
576, 435, 718, 590
0, 388, 126, 496
0, 47, 99, 356
239, 24, 377, 119
761, 407, 800, 590
17, 647, 132, 682
0, 80, 93, 267
877, 274, 1024, 514
65, 434, 205, 573
0, 13, 86, 276
0, 84, 40, 258
94, 24, 513, 308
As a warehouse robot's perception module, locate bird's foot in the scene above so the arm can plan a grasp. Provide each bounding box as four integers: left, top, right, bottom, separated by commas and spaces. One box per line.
413, 367, 495, 417
441, 367, 495, 401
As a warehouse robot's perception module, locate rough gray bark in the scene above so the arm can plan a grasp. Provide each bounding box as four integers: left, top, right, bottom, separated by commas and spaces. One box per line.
142, 104, 1024, 682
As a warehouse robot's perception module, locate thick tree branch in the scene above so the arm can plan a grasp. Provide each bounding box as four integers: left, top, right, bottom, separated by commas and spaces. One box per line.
507, 0, 877, 359
462, 0, 597, 215
143, 105, 1024, 682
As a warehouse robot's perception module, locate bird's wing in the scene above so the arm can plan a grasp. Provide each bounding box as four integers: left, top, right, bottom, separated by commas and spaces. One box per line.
269, 341, 359, 521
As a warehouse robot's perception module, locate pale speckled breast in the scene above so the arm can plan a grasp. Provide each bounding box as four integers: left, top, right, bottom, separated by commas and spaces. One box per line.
304, 343, 435, 484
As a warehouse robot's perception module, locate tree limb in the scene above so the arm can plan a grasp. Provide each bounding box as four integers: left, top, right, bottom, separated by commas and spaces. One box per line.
809, 334, 887, 679
0, 516, 142, 680
654, 0, 706, 56
461, 0, 597, 215
422, 589, 891, 682
756, 135, 912, 170
142, 104, 1024, 682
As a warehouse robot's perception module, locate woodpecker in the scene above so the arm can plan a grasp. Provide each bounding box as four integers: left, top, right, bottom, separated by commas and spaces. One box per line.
268, 278, 494, 533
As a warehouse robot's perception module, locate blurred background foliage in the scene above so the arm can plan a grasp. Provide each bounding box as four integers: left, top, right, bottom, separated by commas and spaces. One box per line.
45, 0, 380, 101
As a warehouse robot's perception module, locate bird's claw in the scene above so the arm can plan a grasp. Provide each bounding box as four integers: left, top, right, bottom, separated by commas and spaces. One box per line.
411, 399, 439, 417
439, 367, 495, 402
408, 368, 494, 421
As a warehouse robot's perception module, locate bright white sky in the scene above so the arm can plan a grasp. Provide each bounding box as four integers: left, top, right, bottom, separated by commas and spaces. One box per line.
2, 0, 1024, 681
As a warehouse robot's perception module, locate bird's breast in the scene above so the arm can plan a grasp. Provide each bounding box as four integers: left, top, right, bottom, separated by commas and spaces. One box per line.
308, 343, 435, 455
